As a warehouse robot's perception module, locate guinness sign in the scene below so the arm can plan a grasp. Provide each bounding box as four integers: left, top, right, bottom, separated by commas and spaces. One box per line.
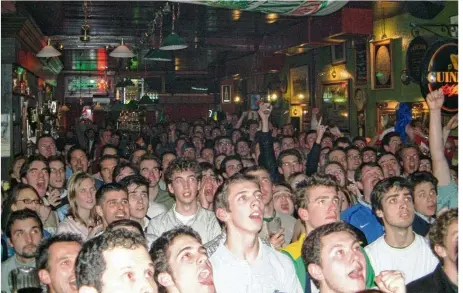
421, 40, 458, 113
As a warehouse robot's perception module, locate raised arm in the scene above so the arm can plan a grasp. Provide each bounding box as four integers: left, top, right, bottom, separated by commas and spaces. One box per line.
442, 114, 457, 144
426, 88, 450, 186
234, 111, 247, 129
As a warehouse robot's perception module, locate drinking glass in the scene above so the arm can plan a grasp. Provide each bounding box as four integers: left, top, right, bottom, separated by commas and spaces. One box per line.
267, 217, 282, 238
10, 267, 41, 293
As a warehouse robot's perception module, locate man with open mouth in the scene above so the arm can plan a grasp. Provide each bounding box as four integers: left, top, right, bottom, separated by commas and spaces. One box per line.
94, 183, 130, 235
150, 226, 215, 293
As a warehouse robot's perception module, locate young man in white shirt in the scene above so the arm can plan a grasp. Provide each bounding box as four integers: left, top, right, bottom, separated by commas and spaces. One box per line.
150, 225, 215, 293
366, 176, 439, 284
147, 158, 221, 244
210, 173, 303, 293
302, 221, 406, 293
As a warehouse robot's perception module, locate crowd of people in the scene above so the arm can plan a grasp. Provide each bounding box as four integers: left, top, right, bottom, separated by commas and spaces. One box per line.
0, 88, 458, 293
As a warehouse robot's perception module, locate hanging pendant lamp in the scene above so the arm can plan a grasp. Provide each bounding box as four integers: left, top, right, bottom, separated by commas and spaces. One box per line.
160, 3, 187, 50
109, 38, 135, 58
144, 49, 172, 61
37, 39, 62, 58
139, 93, 154, 105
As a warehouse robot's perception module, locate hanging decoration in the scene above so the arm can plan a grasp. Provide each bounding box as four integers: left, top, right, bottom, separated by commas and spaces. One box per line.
160, 3, 188, 50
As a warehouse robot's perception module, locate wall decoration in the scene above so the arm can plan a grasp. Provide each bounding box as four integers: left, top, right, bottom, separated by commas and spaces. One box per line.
331, 42, 347, 64
321, 80, 350, 132
290, 65, 309, 104
1, 114, 11, 157
370, 39, 394, 90
450, 15, 458, 38
354, 41, 368, 85
221, 85, 231, 103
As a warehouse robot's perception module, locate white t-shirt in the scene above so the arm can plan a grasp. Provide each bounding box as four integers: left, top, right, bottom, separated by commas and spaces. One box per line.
365, 233, 439, 284
209, 238, 303, 293
173, 209, 196, 224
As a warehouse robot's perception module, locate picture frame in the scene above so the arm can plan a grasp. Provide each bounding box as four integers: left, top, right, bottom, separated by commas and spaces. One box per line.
354, 41, 368, 85
321, 80, 351, 132
221, 85, 231, 103
370, 39, 394, 90
331, 42, 347, 64
290, 65, 309, 104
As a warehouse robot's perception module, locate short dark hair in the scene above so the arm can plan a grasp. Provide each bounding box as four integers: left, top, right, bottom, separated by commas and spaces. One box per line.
76, 229, 146, 291
67, 145, 88, 164
279, 135, 295, 145
47, 155, 66, 166
101, 144, 118, 156
119, 175, 149, 191
95, 183, 128, 205
352, 136, 366, 144
20, 154, 49, 179
407, 171, 438, 198
164, 157, 201, 185
428, 209, 458, 263
345, 145, 361, 155
139, 154, 162, 169
106, 219, 145, 237
397, 143, 420, 162
321, 161, 346, 174
149, 226, 202, 293
361, 146, 377, 156
354, 162, 381, 182
295, 173, 339, 209
277, 149, 303, 167
302, 221, 358, 288
161, 151, 177, 162
371, 177, 413, 214
334, 137, 351, 148
382, 131, 401, 147
5, 209, 43, 239
36, 233, 83, 271
214, 173, 259, 213
98, 155, 119, 173
199, 162, 219, 180
220, 154, 242, 174
112, 162, 139, 181
37, 135, 56, 146
1, 183, 41, 231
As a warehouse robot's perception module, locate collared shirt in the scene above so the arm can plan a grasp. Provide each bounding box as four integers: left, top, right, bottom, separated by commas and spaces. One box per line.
210, 238, 303, 293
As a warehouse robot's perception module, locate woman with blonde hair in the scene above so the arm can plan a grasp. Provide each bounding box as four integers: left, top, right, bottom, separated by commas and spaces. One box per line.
56, 172, 102, 239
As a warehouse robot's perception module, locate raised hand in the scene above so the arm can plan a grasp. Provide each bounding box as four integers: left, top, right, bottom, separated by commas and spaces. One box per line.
316, 117, 327, 138
425, 88, 445, 111
375, 270, 406, 293
46, 189, 61, 208
257, 101, 273, 119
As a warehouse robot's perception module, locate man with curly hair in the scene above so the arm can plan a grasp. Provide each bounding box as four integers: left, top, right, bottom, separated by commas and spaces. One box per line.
146, 158, 221, 243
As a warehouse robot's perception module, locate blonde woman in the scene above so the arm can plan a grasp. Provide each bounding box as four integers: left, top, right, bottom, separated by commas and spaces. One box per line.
56, 172, 102, 239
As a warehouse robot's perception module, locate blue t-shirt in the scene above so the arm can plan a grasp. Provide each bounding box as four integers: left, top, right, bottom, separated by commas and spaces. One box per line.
341, 201, 384, 243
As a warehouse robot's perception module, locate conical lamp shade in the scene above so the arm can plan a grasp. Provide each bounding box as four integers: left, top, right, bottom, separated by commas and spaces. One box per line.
37, 39, 62, 58
144, 48, 172, 61
159, 32, 188, 50
139, 94, 154, 105
110, 39, 135, 58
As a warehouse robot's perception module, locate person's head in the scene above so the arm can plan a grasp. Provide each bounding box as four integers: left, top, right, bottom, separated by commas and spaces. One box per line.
150, 226, 213, 293
164, 158, 202, 205
352, 137, 366, 150
161, 152, 177, 174
220, 155, 243, 179
110, 132, 121, 147
198, 163, 220, 207
67, 172, 99, 226
272, 182, 295, 215
295, 173, 340, 233
407, 171, 437, 218
7, 183, 43, 214
235, 138, 251, 158
326, 148, 348, 171
241, 158, 256, 169
302, 222, 366, 293
85, 128, 96, 140
355, 163, 384, 202
338, 186, 357, 212
112, 162, 139, 183
9, 155, 26, 182
215, 136, 233, 155
428, 209, 458, 266
20, 154, 50, 197
371, 177, 415, 230
99, 155, 119, 184
119, 175, 150, 222
181, 143, 196, 160
6, 209, 43, 262
36, 233, 83, 293
68, 146, 90, 173
200, 148, 214, 165
381, 132, 402, 154
37, 135, 57, 158
449, 165, 458, 183
100, 129, 112, 145
243, 166, 273, 207
130, 148, 147, 166
346, 146, 362, 171
280, 135, 296, 151
398, 143, 420, 175
231, 129, 242, 144
377, 152, 401, 178
76, 229, 156, 293
361, 147, 377, 163
319, 147, 331, 168
288, 172, 309, 191
322, 161, 347, 187
101, 144, 118, 157
106, 219, 145, 237
305, 130, 317, 151
95, 183, 129, 228
139, 154, 162, 188
321, 134, 333, 149
334, 137, 351, 149
48, 155, 66, 189
418, 155, 432, 173
278, 149, 303, 181
213, 154, 226, 171
215, 173, 263, 234
282, 123, 294, 136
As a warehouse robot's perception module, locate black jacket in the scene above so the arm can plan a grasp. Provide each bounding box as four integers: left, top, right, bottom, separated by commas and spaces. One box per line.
305, 143, 321, 176
407, 265, 457, 293
257, 131, 281, 182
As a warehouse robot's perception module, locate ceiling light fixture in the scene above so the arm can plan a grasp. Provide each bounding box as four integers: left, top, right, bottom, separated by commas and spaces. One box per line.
160, 3, 188, 50
110, 38, 135, 58
37, 38, 62, 58
144, 12, 172, 61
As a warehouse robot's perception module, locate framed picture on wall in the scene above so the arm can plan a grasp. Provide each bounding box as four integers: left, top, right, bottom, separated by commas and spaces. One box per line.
354, 41, 368, 85
331, 42, 347, 64
321, 80, 351, 132
370, 39, 394, 90
290, 65, 309, 104
221, 85, 231, 103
